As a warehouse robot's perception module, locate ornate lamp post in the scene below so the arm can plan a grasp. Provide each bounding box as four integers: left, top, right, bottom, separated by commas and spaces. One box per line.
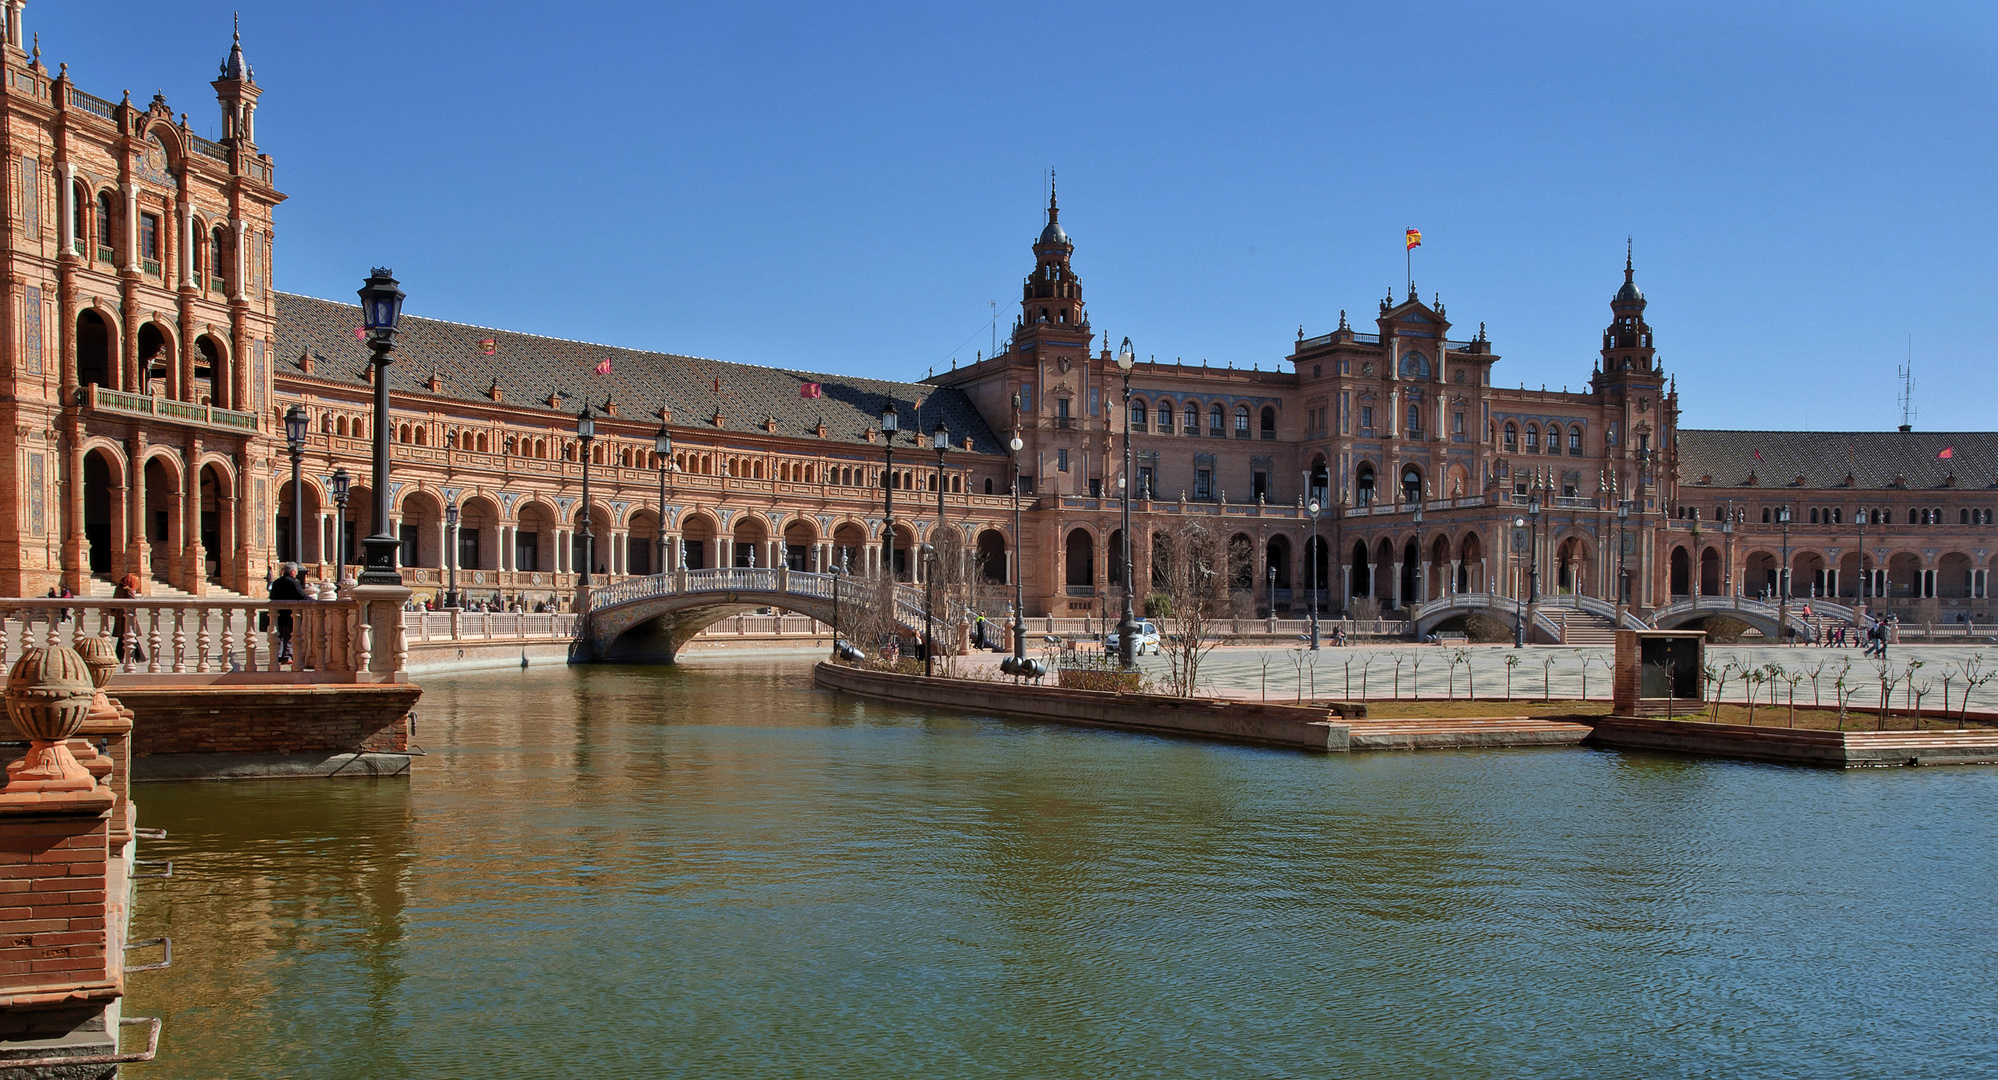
880, 400, 899, 580
1527, 491, 1543, 644
1617, 498, 1631, 606
920, 543, 937, 677
576, 406, 595, 592
330, 467, 350, 584
1307, 498, 1322, 649
1777, 503, 1792, 641
1412, 498, 1425, 608
283, 403, 308, 567
1513, 515, 1528, 649
1855, 501, 1867, 609
654, 423, 672, 575
444, 501, 460, 609
1010, 430, 1026, 669
356, 269, 405, 586
1115, 337, 1138, 668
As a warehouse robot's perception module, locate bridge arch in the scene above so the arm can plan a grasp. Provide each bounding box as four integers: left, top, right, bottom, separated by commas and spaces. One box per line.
584, 568, 944, 663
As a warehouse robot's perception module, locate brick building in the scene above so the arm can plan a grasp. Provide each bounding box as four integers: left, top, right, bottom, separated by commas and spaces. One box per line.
3, 13, 1993, 637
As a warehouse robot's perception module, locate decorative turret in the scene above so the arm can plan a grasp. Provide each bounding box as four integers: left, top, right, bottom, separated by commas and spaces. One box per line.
211, 14, 261, 147
1020, 177, 1084, 329
1600, 238, 1655, 373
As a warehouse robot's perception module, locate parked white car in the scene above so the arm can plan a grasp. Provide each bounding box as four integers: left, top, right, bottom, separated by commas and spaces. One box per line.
1106, 620, 1162, 655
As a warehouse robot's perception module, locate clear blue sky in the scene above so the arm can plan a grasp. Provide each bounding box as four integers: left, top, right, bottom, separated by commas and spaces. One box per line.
44, 1, 1998, 432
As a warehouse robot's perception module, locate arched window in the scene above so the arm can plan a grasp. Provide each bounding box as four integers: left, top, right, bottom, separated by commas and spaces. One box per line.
209, 226, 227, 292
1208, 403, 1225, 435
1545, 425, 1562, 454
1234, 404, 1250, 436
1157, 400, 1174, 431
1402, 467, 1423, 505
1524, 426, 1540, 452
1260, 406, 1276, 438
1356, 463, 1377, 507
94, 191, 113, 262
1182, 401, 1198, 434
1503, 423, 1518, 451
1130, 398, 1147, 429
984, 477, 993, 494
1398, 351, 1431, 379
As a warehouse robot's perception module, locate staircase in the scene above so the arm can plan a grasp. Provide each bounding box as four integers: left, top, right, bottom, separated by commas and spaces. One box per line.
84, 575, 252, 601
1549, 608, 1619, 646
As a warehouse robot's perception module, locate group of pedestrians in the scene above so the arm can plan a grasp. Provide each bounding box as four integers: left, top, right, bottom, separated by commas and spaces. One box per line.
1818, 616, 1895, 657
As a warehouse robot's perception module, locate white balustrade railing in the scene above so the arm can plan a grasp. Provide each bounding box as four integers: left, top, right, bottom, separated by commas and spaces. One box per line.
0, 596, 407, 683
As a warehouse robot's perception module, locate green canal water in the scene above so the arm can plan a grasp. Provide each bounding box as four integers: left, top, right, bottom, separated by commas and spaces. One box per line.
126, 658, 1996, 1078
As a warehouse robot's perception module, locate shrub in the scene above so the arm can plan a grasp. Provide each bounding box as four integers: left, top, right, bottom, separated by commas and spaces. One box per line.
1464, 613, 1511, 643
1144, 592, 1173, 618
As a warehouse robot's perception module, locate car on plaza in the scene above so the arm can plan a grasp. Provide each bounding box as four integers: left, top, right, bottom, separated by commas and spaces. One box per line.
1106, 620, 1162, 655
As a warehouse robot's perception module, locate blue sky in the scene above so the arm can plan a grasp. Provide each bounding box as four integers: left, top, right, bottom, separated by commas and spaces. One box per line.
44, 1, 1998, 431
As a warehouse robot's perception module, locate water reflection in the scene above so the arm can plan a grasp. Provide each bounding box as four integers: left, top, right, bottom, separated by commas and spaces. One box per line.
127, 659, 1998, 1079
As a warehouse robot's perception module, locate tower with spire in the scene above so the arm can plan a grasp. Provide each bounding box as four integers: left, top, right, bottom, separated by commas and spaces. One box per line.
211, 13, 261, 149
1019, 177, 1086, 333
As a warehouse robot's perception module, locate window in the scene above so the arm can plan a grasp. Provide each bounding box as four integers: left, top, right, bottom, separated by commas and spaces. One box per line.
139, 213, 159, 263
1361, 405, 1374, 431
1157, 400, 1173, 430
1763, 507, 1772, 524
1209, 403, 1225, 436
1057, 397, 1070, 420
1130, 398, 1148, 430
1356, 464, 1376, 506
1402, 467, 1422, 505
1569, 429, 1582, 454
1340, 392, 1351, 434
1252, 468, 1270, 501
1057, 449, 1069, 472
1088, 387, 1100, 416
1503, 423, 1518, 451
1261, 406, 1276, 439
1546, 426, 1563, 454
1407, 404, 1421, 435
1183, 402, 1198, 434
1088, 478, 1101, 497
1234, 405, 1250, 437
1453, 411, 1464, 434
94, 192, 112, 261
1525, 426, 1539, 452
1194, 468, 1212, 500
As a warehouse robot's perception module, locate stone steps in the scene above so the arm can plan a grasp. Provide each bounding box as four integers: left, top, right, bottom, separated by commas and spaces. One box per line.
83, 575, 251, 601
1342, 716, 1595, 750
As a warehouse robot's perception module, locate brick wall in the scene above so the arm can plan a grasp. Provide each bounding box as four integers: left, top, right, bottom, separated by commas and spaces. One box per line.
0, 796, 116, 1006
115, 685, 419, 757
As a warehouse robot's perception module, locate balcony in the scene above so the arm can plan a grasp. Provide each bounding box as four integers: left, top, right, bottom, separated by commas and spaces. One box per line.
87, 384, 259, 434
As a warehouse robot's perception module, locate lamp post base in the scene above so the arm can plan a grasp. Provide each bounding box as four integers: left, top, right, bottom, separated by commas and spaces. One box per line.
356, 534, 402, 587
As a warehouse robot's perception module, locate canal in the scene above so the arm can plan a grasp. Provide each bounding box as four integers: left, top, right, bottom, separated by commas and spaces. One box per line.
127, 657, 1997, 1078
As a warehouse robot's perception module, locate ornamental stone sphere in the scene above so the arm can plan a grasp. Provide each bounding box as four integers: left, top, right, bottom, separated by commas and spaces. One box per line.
3, 647, 98, 788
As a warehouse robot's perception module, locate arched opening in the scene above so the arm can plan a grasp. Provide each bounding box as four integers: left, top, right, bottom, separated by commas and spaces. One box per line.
890, 524, 916, 580
137, 322, 173, 398
193, 335, 228, 408
624, 509, 661, 576
198, 463, 232, 584
82, 449, 118, 575
1260, 405, 1276, 438
1939, 552, 1974, 599
832, 523, 866, 575
1265, 534, 1291, 590
1401, 538, 1420, 603
1375, 538, 1396, 604
1556, 537, 1583, 594
783, 519, 817, 571
1793, 551, 1829, 598
273, 475, 322, 567
1458, 531, 1484, 592
1431, 534, 1452, 597
1349, 539, 1372, 597
1228, 533, 1254, 591
1669, 546, 1691, 598
1700, 546, 1722, 596
1301, 536, 1331, 608
1107, 529, 1126, 586
76, 310, 112, 389
731, 516, 767, 568
400, 490, 443, 568
1401, 466, 1423, 506
458, 496, 500, 572
1354, 462, 1375, 507
1064, 528, 1094, 590
511, 503, 553, 573
679, 514, 715, 571
1888, 552, 1922, 599
1745, 550, 1779, 599
976, 529, 1007, 584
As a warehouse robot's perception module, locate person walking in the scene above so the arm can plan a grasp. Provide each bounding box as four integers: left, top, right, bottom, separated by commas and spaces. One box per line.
111, 573, 146, 663
268, 562, 310, 664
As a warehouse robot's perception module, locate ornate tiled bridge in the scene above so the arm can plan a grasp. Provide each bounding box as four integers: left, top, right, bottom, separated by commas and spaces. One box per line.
583, 568, 951, 662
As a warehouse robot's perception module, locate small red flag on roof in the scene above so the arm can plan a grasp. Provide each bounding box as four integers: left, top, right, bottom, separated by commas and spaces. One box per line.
353, 326, 366, 341
595, 357, 612, 375
1753, 448, 1763, 462
800, 382, 822, 399
1939, 446, 1954, 459
480, 339, 496, 355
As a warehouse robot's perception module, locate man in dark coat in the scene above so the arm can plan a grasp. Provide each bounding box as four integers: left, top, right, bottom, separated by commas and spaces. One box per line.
269, 562, 310, 663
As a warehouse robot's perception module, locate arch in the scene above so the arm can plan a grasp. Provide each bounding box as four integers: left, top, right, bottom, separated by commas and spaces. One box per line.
273, 471, 323, 567
1554, 534, 1587, 594
1209, 402, 1225, 434
1938, 551, 1974, 599
782, 517, 818, 571
82, 445, 122, 576
732, 514, 768, 568
1699, 545, 1722, 596
1669, 545, 1691, 598
196, 461, 235, 585
976, 528, 1008, 584
1744, 549, 1780, 599
1265, 534, 1292, 590
1233, 404, 1251, 437
513, 500, 559, 573
193, 333, 230, 409
1349, 539, 1372, 597
1503, 422, 1518, 452
76, 308, 114, 389
1524, 424, 1540, 453
456, 494, 502, 572
1887, 551, 1923, 599
831, 521, 868, 575
1457, 530, 1484, 592
1106, 528, 1127, 587
137, 321, 175, 398
1430, 533, 1452, 595
1156, 399, 1175, 431
1260, 405, 1277, 437
1400, 465, 1423, 505
1354, 461, 1376, 507
399, 489, 444, 568
1064, 527, 1095, 589
1401, 537, 1421, 603
1182, 400, 1199, 434
1228, 532, 1254, 589
1792, 549, 1829, 598
1308, 455, 1329, 506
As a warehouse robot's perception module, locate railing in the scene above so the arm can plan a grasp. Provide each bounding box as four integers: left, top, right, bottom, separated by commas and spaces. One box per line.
190, 134, 229, 161
587, 568, 966, 637
69, 88, 117, 120
88, 384, 259, 432
0, 596, 405, 683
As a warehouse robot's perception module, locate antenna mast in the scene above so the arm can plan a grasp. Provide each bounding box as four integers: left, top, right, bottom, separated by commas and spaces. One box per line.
1896, 337, 1915, 432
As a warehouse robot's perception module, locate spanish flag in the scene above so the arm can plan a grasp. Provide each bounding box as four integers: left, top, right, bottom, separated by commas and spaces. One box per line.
1405, 228, 1423, 250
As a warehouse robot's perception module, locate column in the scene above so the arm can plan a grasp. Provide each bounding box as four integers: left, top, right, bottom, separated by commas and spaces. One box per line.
1449, 560, 1460, 596
181, 440, 203, 593
1340, 563, 1351, 610
1392, 560, 1404, 609
127, 449, 147, 579
179, 199, 194, 288
122, 183, 139, 272
556, 528, 570, 573
59, 162, 75, 254
230, 217, 246, 301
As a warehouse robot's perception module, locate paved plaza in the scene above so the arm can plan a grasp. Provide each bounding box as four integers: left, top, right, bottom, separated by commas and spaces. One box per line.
962, 641, 1998, 712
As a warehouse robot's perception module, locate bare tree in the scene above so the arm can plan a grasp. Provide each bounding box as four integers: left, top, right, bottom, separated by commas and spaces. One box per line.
1155, 517, 1229, 696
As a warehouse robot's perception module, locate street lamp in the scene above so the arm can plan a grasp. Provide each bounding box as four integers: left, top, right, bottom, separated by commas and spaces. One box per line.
1115, 336, 1138, 669
1513, 515, 1528, 648
576, 406, 596, 593
1009, 430, 1027, 672
356, 269, 404, 586
654, 423, 672, 575
444, 500, 460, 609
1307, 498, 1322, 649
1411, 498, 1425, 609
920, 542, 937, 677
931, 419, 950, 651
1527, 492, 1543, 644
1776, 503, 1792, 642
330, 467, 350, 586
1616, 498, 1631, 606
283, 403, 308, 567
880, 400, 899, 581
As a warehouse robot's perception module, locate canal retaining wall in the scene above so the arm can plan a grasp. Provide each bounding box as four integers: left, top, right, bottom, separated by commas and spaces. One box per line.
814, 662, 1349, 752
1587, 716, 1998, 766
119, 684, 420, 781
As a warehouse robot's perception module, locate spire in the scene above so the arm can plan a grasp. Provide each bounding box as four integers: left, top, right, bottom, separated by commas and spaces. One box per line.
1614, 237, 1643, 304
220, 12, 252, 83
1625, 235, 1633, 280
1048, 170, 1058, 225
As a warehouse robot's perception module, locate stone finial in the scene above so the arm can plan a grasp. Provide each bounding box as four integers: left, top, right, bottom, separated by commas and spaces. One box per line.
3, 647, 99, 791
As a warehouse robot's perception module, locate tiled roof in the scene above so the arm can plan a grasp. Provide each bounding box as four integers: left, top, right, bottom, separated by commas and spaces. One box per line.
273, 293, 1006, 455
1677, 430, 1998, 491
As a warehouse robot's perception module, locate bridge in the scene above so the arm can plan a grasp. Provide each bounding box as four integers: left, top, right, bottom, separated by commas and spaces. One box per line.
582, 568, 953, 663
1412, 591, 1822, 643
